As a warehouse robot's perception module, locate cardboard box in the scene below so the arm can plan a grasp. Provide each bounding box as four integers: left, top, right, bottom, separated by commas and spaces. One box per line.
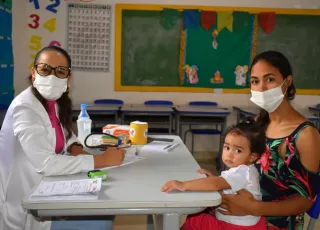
102, 124, 130, 142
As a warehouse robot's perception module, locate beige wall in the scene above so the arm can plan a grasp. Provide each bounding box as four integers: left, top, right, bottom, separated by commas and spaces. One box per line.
13, 0, 320, 151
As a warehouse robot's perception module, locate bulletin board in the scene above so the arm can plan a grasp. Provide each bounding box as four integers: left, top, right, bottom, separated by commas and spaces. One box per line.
115, 4, 320, 94
0, 0, 13, 106
182, 13, 255, 89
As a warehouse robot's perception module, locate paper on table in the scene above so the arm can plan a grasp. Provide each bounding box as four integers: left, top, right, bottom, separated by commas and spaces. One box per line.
140, 141, 179, 153
30, 178, 102, 201
98, 152, 145, 170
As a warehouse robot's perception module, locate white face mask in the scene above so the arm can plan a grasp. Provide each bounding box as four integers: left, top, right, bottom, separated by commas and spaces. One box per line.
250, 80, 287, 113
33, 74, 68, 101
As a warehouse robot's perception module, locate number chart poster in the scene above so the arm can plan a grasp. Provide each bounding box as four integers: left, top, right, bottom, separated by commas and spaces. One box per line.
27, 0, 63, 70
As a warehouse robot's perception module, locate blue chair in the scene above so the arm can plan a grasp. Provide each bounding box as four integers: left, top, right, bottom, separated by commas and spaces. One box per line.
91, 99, 123, 132
307, 176, 320, 230
316, 104, 320, 108
144, 100, 174, 134
144, 100, 173, 106
94, 99, 124, 105
183, 101, 222, 155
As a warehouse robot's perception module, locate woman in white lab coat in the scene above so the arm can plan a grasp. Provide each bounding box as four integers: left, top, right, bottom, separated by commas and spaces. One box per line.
0, 46, 125, 230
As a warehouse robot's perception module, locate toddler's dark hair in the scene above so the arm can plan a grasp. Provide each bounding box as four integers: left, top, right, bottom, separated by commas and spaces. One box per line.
224, 117, 266, 156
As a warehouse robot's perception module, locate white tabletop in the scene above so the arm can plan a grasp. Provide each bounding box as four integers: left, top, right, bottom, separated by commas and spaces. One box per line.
121, 104, 174, 113
175, 105, 230, 115
22, 135, 221, 211
234, 106, 320, 121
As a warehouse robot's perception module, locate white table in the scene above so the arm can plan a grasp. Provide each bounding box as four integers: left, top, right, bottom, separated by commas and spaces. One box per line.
120, 105, 174, 134
233, 106, 320, 129
22, 135, 221, 230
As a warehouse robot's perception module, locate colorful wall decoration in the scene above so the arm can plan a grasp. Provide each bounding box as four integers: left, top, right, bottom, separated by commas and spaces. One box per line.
0, 0, 14, 106
181, 11, 255, 89
27, 0, 62, 69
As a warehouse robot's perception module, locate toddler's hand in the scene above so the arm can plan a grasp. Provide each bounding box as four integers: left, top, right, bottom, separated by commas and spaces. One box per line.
197, 168, 214, 177
161, 180, 185, 193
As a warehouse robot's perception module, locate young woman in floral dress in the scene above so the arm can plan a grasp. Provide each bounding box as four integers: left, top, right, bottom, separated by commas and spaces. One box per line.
219, 51, 320, 230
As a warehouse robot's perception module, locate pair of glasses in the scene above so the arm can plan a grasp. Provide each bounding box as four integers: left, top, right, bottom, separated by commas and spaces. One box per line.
35, 63, 71, 79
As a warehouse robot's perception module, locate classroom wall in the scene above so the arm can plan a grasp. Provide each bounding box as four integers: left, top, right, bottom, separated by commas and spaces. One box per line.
13, 0, 320, 152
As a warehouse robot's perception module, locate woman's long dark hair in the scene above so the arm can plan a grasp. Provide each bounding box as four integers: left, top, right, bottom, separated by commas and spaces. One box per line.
250, 51, 296, 129
28, 46, 73, 140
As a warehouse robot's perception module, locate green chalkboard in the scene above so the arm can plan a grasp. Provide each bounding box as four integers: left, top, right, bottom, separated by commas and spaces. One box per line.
121, 11, 320, 90
256, 15, 320, 89
121, 10, 181, 86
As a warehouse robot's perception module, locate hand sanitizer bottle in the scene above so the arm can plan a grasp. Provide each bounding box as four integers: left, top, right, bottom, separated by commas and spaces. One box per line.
77, 104, 92, 145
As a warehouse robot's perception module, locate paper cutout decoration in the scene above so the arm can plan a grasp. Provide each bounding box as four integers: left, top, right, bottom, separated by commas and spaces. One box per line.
259, 12, 276, 34
200, 11, 216, 30
210, 71, 224, 84
184, 10, 200, 29
161, 8, 180, 30
233, 11, 251, 32
234, 65, 248, 86
212, 29, 219, 49
184, 65, 199, 84
217, 12, 233, 32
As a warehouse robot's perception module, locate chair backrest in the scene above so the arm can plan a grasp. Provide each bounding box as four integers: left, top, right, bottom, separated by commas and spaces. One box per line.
94, 99, 124, 105
189, 101, 218, 107
316, 104, 320, 109
307, 175, 320, 219
0, 104, 8, 110
144, 100, 173, 106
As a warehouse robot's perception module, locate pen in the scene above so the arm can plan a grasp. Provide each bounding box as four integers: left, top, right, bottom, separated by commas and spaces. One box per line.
167, 143, 179, 152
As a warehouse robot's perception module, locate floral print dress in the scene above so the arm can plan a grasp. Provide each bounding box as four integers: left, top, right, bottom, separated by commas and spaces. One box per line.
255, 121, 318, 230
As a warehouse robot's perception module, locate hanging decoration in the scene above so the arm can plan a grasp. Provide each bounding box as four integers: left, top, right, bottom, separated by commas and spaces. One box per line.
233, 11, 251, 32
234, 65, 248, 86
200, 11, 216, 30
217, 12, 233, 32
161, 8, 180, 30
211, 29, 219, 49
183, 9, 200, 29
210, 70, 224, 84
183, 65, 199, 84
259, 12, 276, 34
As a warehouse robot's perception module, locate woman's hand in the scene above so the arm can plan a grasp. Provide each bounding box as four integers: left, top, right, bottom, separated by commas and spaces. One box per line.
94, 147, 126, 168
70, 145, 88, 156
197, 168, 214, 177
161, 180, 185, 193
218, 189, 259, 216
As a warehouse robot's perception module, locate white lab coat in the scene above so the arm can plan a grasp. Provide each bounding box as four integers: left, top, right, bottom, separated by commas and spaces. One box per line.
0, 87, 94, 230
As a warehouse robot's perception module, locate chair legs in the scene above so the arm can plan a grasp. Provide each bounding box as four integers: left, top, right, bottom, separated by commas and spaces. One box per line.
191, 133, 195, 155
184, 130, 194, 155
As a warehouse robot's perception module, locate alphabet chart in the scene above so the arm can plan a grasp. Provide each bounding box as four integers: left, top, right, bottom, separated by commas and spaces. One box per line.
27, 0, 62, 69
67, 3, 112, 72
